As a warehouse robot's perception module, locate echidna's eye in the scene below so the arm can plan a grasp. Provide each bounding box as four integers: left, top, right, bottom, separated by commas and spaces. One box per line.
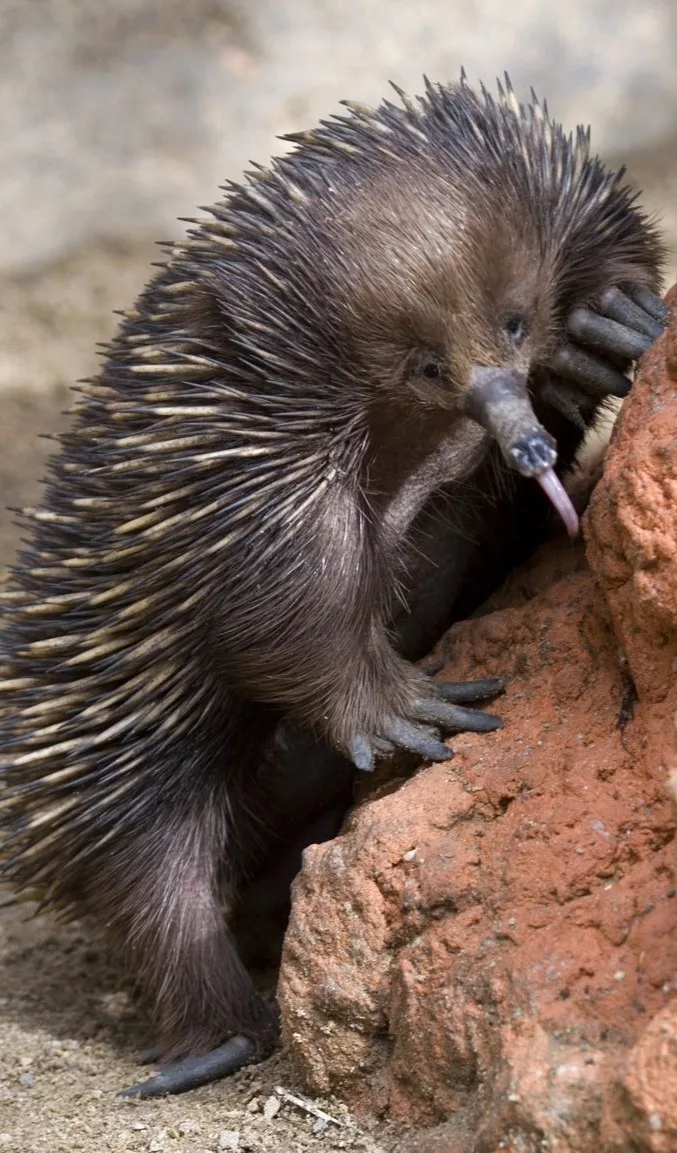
407, 351, 445, 383
505, 316, 529, 346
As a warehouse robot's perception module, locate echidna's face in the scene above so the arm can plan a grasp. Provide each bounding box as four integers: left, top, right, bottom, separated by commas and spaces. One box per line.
394, 237, 559, 415
216, 78, 663, 534
332, 172, 559, 415
289, 84, 661, 425
223, 77, 662, 433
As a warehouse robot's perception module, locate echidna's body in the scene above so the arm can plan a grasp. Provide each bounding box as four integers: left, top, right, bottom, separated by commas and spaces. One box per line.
0, 76, 665, 1093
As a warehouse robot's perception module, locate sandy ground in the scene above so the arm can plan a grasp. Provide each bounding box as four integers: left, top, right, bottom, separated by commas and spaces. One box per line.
0, 136, 676, 1151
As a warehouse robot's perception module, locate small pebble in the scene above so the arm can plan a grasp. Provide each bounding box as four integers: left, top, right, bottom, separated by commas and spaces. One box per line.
218, 1131, 240, 1150
178, 1119, 201, 1136
262, 1096, 281, 1121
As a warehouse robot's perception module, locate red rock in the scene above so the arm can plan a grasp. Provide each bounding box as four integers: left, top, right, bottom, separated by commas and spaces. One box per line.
278, 295, 677, 1148
609, 1002, 677, 1153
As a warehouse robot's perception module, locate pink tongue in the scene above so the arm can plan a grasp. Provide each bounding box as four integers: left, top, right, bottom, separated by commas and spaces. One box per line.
536, 469, 580, 538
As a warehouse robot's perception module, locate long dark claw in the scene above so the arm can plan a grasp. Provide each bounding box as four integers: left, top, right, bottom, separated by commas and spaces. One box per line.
413, 697, 503, 732
549, 343, 632, 398
539, 378, 589, 429
567, 308, 653, 360
435, 677, 506, 703
381, 718, 452, 762
599, 286, 666, 341
348, 734, 375, 773
372, 735, 398, 757
622, 283, 671, 325
120, 1035, 258, 1098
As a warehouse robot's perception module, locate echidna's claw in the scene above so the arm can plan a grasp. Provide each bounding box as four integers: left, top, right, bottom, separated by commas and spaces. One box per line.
566, 308, 654, 361
622, 284, 671, 325
600, 286, 667, 339
411, 697, 503, 732
381, 717, 453, 761
549, 343, 632, 398
120, 1034, 258, 1098
347, 734, 376, 772
348, 718, 448, 770
435, 677, 506, 703
346, 675, 505, 771
538, 379, 590, 428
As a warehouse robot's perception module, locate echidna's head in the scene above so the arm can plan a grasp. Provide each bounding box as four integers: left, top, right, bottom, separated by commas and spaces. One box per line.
223, 75, 660, 402
307, 78, 662, 415
202, 75, 664, 531
324, 157, 559, 412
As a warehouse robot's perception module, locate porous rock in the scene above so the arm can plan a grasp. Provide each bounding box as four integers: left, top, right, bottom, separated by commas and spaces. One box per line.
278, 296, 677, 1148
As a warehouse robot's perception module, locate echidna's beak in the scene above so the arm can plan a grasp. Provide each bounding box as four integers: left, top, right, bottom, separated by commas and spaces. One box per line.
463, 366, 580, 538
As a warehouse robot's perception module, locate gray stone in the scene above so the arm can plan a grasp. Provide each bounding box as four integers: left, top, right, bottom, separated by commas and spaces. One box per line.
0, 0, 676, 274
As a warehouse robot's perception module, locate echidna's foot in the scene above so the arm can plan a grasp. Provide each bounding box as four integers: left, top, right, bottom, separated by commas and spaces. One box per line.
120, 1034, 263, 1098
348, 676, 505, 772
550, 283, 668, 404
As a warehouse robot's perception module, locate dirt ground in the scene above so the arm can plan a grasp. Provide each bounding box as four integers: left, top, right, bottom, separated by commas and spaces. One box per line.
0, 142, 676, 1151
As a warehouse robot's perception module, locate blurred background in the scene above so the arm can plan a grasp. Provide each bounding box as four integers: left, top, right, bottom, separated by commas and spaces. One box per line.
0, 0, 676, 564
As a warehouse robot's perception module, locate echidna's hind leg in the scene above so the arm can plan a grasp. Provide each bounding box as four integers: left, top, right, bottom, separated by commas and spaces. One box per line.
78, 732, 279, 1096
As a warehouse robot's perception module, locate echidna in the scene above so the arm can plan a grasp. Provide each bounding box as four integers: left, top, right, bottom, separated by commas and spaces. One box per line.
0, 74, 667, 1097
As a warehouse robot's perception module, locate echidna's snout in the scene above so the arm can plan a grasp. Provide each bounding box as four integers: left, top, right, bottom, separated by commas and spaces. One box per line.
463, 366, 580, 538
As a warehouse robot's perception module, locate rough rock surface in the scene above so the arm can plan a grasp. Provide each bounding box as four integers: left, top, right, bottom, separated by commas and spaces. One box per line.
278, 302, 677, 1148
